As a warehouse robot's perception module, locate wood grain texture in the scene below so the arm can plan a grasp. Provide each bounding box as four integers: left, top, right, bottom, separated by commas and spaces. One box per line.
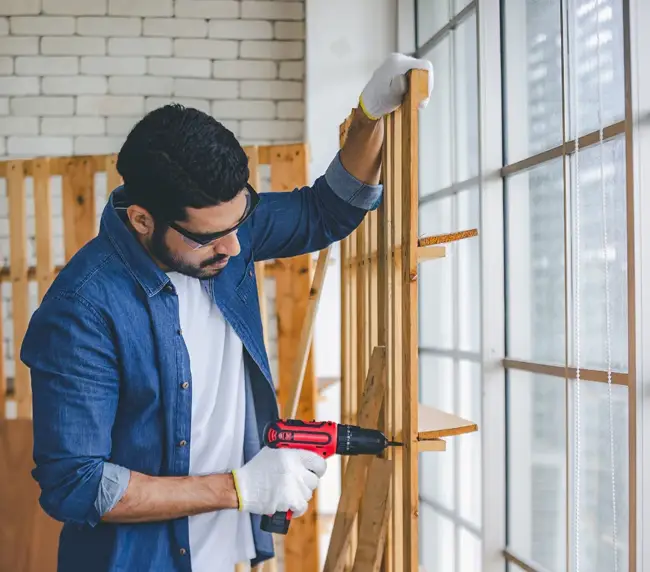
62, 157, 96, 261
351, 457, 393, 572
0, 420, 61, 572
270, 144, 319, 572
323, 346, 387, 572
7, 161, 30, 418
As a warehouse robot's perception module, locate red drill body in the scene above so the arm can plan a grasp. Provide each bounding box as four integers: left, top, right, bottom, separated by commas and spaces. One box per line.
260, 418, 401, 534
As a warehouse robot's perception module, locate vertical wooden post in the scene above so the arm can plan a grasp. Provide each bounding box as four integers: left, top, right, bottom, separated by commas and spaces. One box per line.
7, 161, 30, 419
33, 158, 53, 303
105, 154, 122, 200
400, 70, 429, 572
62, 157, 96, 261
270, 143, 319, 572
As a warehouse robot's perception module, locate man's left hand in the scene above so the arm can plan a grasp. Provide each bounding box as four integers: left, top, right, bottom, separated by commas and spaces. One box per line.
359, 52, 434, 121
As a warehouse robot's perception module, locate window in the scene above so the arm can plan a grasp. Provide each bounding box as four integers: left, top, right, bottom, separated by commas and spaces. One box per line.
415, 2, 482, 571
503, 0, 630, 570
412, 0, 637, 570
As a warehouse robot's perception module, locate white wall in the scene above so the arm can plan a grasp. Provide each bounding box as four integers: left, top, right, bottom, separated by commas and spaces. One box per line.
0, 0, 307, 158
304, 0, 397, 561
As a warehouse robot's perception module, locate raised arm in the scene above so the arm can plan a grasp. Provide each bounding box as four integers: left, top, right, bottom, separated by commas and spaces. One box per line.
249, 53, 434, 262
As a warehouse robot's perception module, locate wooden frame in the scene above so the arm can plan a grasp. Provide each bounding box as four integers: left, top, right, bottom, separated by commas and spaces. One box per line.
337, 70, 479, 572
0, 144, 323, 572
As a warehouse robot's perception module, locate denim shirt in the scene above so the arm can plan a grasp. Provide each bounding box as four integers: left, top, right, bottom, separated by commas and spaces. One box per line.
20, 152, 382, 572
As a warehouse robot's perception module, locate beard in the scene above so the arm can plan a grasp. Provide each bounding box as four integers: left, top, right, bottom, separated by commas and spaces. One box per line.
148, 224, 228, 279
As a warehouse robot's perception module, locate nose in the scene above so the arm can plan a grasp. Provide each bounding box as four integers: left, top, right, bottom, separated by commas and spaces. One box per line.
214, 231, 241, 257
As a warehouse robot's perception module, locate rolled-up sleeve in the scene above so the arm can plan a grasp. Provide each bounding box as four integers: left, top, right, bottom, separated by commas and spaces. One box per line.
324, 151, 383, 211
20, 291, 126, 526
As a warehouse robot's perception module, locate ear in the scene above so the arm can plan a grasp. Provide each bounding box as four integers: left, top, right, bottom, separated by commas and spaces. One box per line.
126, 204, 155, 237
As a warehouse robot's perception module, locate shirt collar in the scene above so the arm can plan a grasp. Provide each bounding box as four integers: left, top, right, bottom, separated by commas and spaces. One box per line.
100, 186, 170, 297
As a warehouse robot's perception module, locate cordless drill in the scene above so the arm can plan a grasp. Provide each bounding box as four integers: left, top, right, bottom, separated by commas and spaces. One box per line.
260, 418, 402, 535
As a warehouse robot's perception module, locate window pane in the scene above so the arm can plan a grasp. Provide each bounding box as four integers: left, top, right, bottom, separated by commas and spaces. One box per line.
419, 503, 455, 572
457, 189, 480, 353
504, 0, 563, 164
419, 37, 452, 196
458, 360, 481, 528
419, 354, 455, 512
454, 12, 479, 182
455, 0, 474, 14
570, 380, 629, 572
459, 528, 482, 572
506, 158, 566, 365
417, 0, 451, 47
419, 197, 454, 349
507, 371, 567, 572
568, 0, 625, 138
569, 136, 628, 371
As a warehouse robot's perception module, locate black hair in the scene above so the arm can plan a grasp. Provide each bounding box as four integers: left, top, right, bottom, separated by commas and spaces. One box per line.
116, 104, 249, 223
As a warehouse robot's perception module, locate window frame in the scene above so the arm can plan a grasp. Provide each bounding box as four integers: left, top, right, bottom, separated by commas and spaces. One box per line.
410, 0, 647, 570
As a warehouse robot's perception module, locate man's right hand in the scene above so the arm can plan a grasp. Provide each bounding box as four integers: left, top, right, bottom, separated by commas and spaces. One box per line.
232, 446, 327, 517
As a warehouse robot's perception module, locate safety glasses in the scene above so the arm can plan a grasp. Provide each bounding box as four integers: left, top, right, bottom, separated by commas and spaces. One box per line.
167, 183, 260, 250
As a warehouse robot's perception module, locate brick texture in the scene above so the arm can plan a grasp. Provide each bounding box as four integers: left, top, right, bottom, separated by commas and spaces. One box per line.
0, 1, 307, 369
0, 0, 306, 159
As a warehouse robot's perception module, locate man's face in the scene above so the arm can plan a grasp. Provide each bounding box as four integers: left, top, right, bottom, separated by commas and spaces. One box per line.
144, 189, 248, 279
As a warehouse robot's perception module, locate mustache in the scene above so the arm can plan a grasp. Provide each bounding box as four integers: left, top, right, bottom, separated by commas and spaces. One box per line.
200, 253, 228, 267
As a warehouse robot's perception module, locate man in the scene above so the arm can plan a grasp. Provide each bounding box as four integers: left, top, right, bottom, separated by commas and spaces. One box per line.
21, 53, 433, 572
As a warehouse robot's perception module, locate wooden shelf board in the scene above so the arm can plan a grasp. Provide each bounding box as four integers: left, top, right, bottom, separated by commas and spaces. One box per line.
417, 402, 478, 440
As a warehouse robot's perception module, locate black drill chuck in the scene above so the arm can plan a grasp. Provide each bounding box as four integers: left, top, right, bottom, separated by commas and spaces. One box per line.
335, 423, 402, 456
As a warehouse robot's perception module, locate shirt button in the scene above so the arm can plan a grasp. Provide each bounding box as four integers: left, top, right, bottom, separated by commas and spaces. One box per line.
180, 548, 187, 556
177, 328, 183, 335
248, 269, 253, 277
181, 381, 189, 389
179, 440, 187, 447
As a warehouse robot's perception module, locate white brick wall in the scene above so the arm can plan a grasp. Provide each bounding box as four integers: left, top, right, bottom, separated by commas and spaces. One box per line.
0, 0, 306, 160
0, 0, 307, 394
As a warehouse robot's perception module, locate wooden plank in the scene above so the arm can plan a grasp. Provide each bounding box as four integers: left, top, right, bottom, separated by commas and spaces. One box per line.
33, 158, 53, 303
390, 106, 404, 572
7, 161, 30, 419
417, 438, 447, 452
323, 346, 387, 572
401, 69, 429, 572
105, 154, 122, 200
418, 228, 478, 246
61, 157, 96, 261
269, 143, 319, 572
417, 403, 478, 439
351, 457, 393, 572
0, 420, 62, 571
283, 246, 331, 418
377, 112, 392, 572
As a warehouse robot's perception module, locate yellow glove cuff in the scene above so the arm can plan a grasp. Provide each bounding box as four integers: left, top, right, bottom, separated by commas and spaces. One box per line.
358, 94, 381, 121
231, 470, 243, 511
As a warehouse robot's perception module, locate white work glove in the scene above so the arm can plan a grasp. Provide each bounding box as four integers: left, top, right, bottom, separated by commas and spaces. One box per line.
359, 52, 434, 120
232, 446, 327, 517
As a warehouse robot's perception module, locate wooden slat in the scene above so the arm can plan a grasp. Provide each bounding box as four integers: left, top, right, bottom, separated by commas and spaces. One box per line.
417, 403, 478, 439
61, 157, 96, 261
0, 420, 62, 571
351, 456, 393, 572
390, 106, 404, 572
33, 158, 53, 302
401, 69, 429, 572
323, 346, 387, 572
270, 143, 319, 572
283, 246, 331, 418
105, 154, 121, 199
7, 161, 30, 418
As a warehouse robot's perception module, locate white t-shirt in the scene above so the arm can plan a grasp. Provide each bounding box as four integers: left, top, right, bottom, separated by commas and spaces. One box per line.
167, 272, 256, 572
